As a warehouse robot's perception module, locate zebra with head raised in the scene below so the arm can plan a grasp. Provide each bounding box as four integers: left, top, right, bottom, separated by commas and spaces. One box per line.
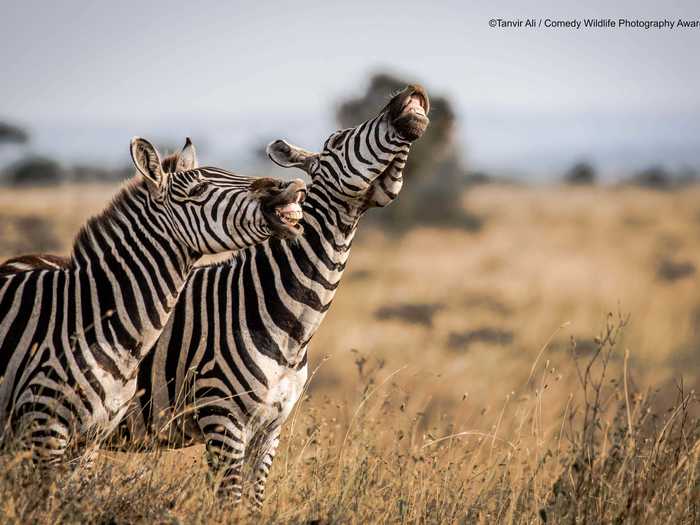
106, 85, 430, 508
0, 136, 306, 463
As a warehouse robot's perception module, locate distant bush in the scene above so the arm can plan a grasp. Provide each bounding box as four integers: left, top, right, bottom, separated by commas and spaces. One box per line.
374, 302, 444, 327
4, 156, 63, 186
465, 171, 495, 185
620, 165, 700, 190
630, 165, 672, 190
1, 157, 132, 186
448, 327, 514, 351
564, 161, 597, 185
657, 258, 696, 282
0, 121, 29, 145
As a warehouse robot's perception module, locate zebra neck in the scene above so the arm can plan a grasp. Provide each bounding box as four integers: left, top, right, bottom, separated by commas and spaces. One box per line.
70, 181, 196, 354
299, 182, 362, 269
276, 182, 361, 319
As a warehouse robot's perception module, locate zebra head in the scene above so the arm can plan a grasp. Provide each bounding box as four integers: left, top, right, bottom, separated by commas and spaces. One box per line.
130, 137, 306, 255
266, 85, 429, 210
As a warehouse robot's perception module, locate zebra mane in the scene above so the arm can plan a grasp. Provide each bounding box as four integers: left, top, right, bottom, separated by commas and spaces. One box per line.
0, 153, 186, 274
160, 151, 183, 174
69, 176, 151, 265
69, 152, 184, 266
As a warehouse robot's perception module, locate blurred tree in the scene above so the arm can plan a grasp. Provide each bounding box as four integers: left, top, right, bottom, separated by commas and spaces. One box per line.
564, 161, 597, 185
676, 166, 699, 186
336, 73, 478, 231
465, 171, 494, 185
630, 165, 671, 190
6, 156, 63, 186
0, 121, 29, 145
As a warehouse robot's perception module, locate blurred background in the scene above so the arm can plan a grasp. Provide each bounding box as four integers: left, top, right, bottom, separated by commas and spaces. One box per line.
1, 0, 700, 445
3, 1, 700, 185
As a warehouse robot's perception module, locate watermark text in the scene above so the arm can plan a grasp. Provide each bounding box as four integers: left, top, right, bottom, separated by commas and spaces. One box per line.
488, 18, 699, 30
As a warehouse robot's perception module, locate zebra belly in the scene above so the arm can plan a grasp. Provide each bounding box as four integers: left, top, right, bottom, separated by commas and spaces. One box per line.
91, 374, 138, 430
253, 365, 308, 429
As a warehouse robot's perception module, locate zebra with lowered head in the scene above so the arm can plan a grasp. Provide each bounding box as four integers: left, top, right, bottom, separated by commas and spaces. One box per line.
105, 85, 430, 508
0, 136, 306, 463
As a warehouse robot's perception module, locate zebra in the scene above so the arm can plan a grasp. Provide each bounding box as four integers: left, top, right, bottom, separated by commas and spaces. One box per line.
8, 85, 431, 507
0, 136, 306, 463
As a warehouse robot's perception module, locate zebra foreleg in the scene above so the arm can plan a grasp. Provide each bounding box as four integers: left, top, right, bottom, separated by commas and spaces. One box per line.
13, 406, 72, 465
201, 412, 247, 505
248, 426, 281, 512
12, 378, 76, 465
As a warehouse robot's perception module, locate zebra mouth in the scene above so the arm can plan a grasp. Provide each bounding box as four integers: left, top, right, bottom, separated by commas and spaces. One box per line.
402, 93, 428, 118
275, 200, 303, 227
263, 183, 306, 239
388, 85, 430, 142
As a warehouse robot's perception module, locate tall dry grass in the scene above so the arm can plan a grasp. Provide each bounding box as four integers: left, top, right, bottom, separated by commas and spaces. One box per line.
0, 183, 699, 523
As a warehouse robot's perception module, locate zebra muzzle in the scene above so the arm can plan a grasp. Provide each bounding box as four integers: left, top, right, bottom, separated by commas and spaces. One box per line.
262, 178, 306, 238
388, 85, 430, 141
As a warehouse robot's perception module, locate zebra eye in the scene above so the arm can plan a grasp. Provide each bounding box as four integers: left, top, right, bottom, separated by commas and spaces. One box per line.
188, 182, 208, 198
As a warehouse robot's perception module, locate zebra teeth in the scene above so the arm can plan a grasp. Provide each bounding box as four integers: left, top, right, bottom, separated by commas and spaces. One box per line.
275, 202, 303, 226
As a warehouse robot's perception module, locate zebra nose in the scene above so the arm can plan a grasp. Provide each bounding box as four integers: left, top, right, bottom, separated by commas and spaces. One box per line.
287, 178, 307, 202
284, 179, 306, 202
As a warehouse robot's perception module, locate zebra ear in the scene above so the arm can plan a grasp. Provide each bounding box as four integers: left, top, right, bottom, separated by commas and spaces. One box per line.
266, 140, 318, 172
175, 137, 198, 172
130, 137, 168, 190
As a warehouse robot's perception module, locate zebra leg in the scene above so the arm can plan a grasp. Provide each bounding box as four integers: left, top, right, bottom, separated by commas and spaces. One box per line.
14, 402, 72, 465
248, 426, 281, 512
12, 371, 75, 465
200, 409, 247, 505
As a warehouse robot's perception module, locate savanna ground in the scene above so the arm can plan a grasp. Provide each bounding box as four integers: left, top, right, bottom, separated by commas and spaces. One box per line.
0, 183, 699, 524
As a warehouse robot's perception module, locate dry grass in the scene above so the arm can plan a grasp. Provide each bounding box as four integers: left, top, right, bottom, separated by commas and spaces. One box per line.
1, 183, 699, 523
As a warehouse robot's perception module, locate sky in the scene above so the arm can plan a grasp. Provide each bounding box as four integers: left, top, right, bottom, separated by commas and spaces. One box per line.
2, 0, 700, 179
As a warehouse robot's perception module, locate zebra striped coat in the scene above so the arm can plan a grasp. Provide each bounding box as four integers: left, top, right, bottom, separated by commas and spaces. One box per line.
112, 86, 431, 507
0, 137, 305, 462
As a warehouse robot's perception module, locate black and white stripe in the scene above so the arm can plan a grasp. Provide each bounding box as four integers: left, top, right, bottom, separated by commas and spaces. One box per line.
112, 86, 431, 508
0, 137, 304, 463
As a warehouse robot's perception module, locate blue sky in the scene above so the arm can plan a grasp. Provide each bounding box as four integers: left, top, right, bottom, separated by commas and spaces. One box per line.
2, 0, 699, 179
